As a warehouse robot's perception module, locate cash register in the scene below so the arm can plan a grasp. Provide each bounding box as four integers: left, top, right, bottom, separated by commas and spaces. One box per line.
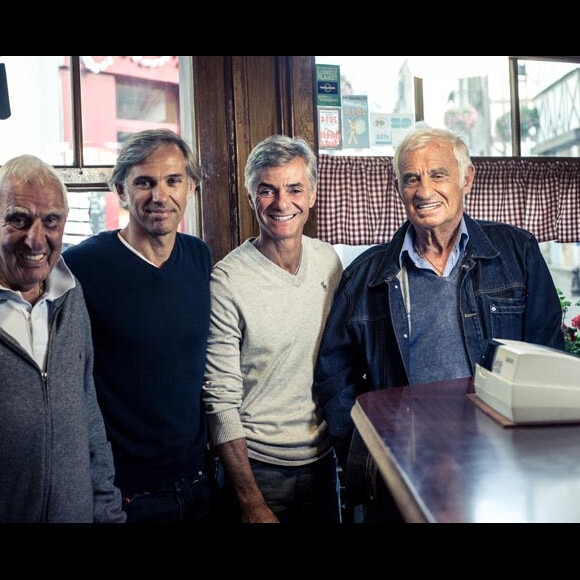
475, 339, 580, 424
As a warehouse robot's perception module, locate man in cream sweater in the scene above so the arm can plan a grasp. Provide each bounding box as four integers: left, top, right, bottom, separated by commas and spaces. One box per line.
203, 136, 343, 524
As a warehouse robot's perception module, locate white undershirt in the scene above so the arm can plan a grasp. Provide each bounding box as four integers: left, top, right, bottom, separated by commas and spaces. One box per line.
0, 259, 76, 370
117, 232, 159, 268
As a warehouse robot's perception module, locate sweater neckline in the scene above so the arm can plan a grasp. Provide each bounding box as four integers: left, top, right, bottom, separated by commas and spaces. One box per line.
244, 238, 307, 285
113, 230, 180, 272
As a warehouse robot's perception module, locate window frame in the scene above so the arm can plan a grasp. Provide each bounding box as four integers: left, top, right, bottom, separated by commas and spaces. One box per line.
508, 56, 580, 157
315, 55, 580, 161
53, 56, 199, 237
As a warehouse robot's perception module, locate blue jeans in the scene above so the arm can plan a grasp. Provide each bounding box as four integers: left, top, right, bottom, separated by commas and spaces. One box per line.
123, 471, 214, 524
218, 452, 342, 524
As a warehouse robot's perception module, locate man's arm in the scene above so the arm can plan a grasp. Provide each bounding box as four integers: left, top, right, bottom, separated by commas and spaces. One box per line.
314, 274, 365, 466
203, 268, 278, 523
216, 439, 279, 524
523, 235, 566, 350
81, 306, 125, 524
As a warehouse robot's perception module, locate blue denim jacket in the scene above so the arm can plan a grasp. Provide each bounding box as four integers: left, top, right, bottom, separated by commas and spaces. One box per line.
314, 214, 565, 451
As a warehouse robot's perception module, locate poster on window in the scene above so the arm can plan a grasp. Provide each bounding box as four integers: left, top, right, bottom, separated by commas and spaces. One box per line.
371, 113, 415, 148
316, 65, 341, 108
342, 95, 370, 149
371, 113, 393, 146
318, 107, 342, 150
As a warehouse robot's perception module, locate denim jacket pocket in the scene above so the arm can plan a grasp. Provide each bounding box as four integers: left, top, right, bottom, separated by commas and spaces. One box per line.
482, 294, 526, 340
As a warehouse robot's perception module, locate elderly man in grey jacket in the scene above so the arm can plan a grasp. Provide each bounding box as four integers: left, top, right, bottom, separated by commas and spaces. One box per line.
0, 155, 125, 523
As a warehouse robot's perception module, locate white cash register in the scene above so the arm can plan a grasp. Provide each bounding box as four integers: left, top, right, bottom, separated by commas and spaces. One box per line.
474, 339, 580, 424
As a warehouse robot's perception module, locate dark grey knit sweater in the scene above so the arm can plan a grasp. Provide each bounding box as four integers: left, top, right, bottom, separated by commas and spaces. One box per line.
0, 282, 125, 523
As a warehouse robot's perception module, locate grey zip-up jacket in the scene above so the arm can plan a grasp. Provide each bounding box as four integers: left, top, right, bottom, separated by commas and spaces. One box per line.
0, 283, 125, 523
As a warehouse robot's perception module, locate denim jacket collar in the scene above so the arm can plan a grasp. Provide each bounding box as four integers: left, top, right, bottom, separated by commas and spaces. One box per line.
369, 213, 500, 288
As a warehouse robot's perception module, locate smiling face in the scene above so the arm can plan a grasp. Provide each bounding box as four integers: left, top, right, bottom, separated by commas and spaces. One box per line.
398, 140, 475, 237
249, 158, 316, 244
118, 144, 194, 240
0, 178, 67, 294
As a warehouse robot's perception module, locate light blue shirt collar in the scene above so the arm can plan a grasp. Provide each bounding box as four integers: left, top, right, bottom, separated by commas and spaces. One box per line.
399, 218, 470, 277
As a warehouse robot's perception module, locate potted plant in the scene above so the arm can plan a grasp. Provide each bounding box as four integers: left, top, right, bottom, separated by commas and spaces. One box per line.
559, 289, 580, 357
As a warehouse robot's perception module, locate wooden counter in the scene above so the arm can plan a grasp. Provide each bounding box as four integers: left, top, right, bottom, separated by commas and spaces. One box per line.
352, 378, 580, 523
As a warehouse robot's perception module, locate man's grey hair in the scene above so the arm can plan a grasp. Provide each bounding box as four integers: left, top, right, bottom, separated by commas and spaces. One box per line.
394, 127, 474, 188
245, 135, 318, 199
0, 155, 69, 211
109, 129, 202, 192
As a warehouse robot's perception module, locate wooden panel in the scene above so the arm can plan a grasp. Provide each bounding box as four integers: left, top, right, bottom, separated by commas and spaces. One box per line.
192, 56, 238, 262
192, 56, 318, 263
288, 56, 318, 147
232, 55, 280, 246
287, 56, 318, 239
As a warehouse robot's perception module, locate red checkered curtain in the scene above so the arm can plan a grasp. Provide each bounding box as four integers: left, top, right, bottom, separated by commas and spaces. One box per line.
468, 159, 580, 243
317, 155, 405, 245
318, 155, 580, 245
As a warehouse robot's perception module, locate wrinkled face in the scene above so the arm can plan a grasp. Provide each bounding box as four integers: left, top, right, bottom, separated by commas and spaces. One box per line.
249, 158, 316, 244
398, 140, 475, 236
0, 178, 67, 293
118, 144, 194, 239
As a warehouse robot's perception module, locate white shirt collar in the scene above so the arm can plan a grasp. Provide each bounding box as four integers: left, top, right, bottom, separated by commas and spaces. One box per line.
0, 257, 76, 306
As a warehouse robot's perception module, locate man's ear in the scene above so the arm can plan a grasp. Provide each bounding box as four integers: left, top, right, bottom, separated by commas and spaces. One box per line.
248, 193, 255, 211
309, 185, 318, 209
188, 180, 197, 199
116, 183, 126, 200
463, 166, 476, 197
395, 179, 404, 200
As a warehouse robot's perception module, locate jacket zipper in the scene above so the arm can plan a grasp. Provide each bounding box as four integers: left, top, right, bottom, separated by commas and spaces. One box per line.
39, 303, 63, 523
459, 258, 476, 372
40, 370, 51, 523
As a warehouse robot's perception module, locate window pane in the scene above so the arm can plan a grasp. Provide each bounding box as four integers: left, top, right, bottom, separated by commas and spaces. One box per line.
418, 56, 511, 157
521, 60, 580, 157
315, 56, 511, 157
541, 242, 580, 325
0, 56, 72, 166
63, 191, 127, 248
316, 56, 412, 156
78, 56, 180, 165
63, 190, 184, 248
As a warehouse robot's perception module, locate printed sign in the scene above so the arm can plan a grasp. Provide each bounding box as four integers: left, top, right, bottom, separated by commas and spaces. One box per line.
371, 114, 415, 148
317, 64, 341, 108
342, 95, 370, 149
318, 107, 342, 150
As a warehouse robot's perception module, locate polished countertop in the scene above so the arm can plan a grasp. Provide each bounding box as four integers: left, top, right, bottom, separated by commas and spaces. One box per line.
352, 378, 580, 523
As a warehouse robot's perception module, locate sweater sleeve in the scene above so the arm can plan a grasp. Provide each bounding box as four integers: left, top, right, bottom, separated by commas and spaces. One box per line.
203, 266, 247, 447
80, 296, 126, 523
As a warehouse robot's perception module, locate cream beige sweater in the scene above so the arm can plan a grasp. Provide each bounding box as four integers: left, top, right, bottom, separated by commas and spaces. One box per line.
203, 236, 343, 466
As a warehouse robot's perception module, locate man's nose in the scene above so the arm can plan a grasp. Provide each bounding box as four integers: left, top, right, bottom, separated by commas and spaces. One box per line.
24, 219, 44, 248
417, 176, 436, 197
152, 183, 170, 203
273, 191, 291, 209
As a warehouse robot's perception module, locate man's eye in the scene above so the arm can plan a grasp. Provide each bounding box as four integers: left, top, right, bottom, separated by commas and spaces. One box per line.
44, 215, 63, 228
404, 177, 418, 187
6, 216, 28, 229
135, 178, 153, 188
258, 190, 274, 197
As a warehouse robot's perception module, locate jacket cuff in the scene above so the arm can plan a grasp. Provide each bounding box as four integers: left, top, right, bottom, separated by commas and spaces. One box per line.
207, 409, 246, 447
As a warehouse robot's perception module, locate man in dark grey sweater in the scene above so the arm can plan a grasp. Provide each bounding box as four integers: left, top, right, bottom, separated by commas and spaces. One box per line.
0, 155, 124, 523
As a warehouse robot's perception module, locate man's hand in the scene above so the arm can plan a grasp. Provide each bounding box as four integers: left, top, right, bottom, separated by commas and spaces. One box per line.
217, 438, 279, 524
241, 502, 280, 524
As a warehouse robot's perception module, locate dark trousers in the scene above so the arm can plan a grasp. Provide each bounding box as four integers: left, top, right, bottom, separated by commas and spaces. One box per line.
217, 452, 342, 524
123, 471, 214, 524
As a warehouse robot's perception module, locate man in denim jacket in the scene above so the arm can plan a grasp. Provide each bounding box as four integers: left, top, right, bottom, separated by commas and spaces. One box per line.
314, 128, 564, 519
